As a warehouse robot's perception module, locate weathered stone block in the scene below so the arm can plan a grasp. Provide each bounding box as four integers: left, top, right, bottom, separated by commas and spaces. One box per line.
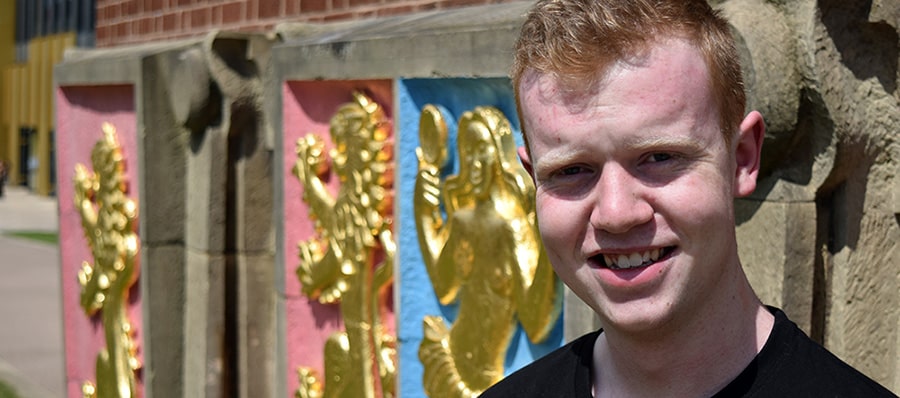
184, 250, 227, 398
735, 199, 816, 333
141, 244, 186, 398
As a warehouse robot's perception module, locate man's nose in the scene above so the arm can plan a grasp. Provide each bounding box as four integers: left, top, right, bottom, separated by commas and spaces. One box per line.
588, 166, 653, 234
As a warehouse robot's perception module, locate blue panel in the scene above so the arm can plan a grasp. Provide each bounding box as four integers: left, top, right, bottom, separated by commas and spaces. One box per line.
395, 78, 564, 398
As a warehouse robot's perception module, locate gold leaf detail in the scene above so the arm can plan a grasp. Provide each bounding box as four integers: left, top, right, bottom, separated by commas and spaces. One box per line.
74, 123, 141, 398
414, 106, 562, 396
293, 93, 397, 398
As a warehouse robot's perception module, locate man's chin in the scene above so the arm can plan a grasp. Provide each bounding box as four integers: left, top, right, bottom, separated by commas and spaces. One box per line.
596, 303, 678, 336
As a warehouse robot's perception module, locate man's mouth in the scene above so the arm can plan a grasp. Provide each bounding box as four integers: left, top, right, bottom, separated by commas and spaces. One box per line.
594, 247, 676, 270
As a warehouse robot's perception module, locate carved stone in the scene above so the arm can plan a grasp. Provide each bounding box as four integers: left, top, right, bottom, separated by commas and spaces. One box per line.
56, 31, 278, 398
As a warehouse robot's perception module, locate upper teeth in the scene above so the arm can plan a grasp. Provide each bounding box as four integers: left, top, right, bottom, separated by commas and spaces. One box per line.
603, 249, 661, 269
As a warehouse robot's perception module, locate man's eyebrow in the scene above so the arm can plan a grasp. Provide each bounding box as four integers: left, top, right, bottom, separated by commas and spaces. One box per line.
532, 150, 580, 170
621, 135, 706, 152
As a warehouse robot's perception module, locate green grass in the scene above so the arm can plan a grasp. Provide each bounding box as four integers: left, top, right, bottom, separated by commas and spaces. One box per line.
3, 231, 58, 244
0, 380, 19, 398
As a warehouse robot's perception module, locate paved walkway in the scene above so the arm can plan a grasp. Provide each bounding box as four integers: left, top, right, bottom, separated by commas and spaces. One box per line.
0, 186, 64, 398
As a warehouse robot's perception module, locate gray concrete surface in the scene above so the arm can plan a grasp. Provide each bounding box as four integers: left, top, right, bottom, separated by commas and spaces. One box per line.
0, 186, 64, 398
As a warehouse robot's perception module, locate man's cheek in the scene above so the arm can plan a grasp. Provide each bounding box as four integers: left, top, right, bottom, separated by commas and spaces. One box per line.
538, 223, 571, 260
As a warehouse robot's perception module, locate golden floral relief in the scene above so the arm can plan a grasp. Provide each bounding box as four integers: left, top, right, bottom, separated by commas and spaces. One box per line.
293, 92, 397, 398
414, 105, 562, 397
74, 122, 141, 398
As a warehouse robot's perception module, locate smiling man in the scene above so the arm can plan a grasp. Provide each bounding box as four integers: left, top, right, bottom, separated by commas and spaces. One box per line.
480, 0, 896, 397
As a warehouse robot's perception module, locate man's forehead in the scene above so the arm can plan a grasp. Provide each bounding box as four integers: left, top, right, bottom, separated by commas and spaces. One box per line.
519, 69, 600, 117
520, 40, 710, 113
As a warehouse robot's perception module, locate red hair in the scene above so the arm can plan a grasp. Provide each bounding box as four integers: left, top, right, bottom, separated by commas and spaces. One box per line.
513, 0, 746, 147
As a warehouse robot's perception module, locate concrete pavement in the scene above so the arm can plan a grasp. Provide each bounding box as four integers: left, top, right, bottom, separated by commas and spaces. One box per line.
0, 186, 64, 398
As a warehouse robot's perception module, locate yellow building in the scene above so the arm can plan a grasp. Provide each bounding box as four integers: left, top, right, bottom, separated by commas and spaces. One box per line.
0, 0, 13, 187
1, 0, 93, 196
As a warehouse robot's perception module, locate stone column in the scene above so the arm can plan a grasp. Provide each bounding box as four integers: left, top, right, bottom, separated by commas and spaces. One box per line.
56, 31, 279, 397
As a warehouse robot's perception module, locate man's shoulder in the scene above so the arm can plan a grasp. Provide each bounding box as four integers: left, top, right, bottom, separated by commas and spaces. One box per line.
719, 307, 897, 397
479, 330, 599, 397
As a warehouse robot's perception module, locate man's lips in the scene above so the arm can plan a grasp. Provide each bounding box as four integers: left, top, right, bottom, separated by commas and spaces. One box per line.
589, 246, 677, 270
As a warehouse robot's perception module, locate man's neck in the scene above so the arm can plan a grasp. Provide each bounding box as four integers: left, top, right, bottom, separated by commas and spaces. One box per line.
591, 270, 775, 398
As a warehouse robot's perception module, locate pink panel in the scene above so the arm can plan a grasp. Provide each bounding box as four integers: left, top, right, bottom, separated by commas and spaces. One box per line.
55, 85, 143, 397
281, 80, 395, 395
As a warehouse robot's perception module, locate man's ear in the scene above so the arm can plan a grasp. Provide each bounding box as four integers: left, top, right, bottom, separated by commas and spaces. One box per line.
734, 111, 765, 198
517, 146, 535, 181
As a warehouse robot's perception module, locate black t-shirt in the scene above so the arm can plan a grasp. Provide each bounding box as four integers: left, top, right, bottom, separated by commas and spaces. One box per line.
481, 307, 897, 397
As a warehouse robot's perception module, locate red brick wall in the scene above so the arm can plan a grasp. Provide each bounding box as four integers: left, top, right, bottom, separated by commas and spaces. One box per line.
95, 0, 515, 48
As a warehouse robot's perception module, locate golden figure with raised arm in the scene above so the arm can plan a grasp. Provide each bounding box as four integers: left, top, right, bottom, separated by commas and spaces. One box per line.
292, 92, 397, 398
415, 105, 561, 397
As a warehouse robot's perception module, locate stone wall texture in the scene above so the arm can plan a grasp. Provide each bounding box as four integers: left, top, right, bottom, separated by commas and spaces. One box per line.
724, 0, 899, 391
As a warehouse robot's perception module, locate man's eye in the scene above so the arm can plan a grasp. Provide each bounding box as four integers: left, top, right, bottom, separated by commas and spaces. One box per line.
559, 166, 585, 176
647, 153, 673, 163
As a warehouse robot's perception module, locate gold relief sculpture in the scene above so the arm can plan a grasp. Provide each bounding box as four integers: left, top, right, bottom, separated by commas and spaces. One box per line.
292, 92, 397, 398
73, 123, 141, 398
295, 367, 323, 398
414, 105, 562, 397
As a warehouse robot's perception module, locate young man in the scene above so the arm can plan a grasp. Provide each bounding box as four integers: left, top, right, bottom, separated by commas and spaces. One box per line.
481, 0, 897, 396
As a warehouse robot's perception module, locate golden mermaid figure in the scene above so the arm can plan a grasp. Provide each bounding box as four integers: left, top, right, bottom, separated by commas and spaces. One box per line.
414, 105, 561, 397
